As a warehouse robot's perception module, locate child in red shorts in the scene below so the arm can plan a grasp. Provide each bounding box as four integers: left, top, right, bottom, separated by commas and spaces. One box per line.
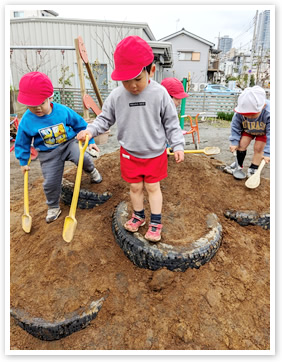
225, 85, 270, 178
77, 36, 185, 242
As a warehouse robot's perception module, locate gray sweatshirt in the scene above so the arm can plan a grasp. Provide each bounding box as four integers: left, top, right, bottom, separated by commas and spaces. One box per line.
87, 80, 185, 158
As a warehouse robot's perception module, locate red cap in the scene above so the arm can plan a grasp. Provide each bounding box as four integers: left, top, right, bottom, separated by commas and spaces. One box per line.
111, 36, 154, 81
18, 72, 54, 106
161, 78, 189, 99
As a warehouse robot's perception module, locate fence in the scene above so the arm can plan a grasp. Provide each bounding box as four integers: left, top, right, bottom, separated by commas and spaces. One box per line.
185, 92, 239, 117
52, 88, 240, 118
10, 88, 258, 119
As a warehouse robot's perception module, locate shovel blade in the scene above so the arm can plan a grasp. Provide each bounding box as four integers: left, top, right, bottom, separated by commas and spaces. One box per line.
245, 176, 260, 189
63, 216, 77, 243
22, 214, 32, 233
203, 147, 221, 155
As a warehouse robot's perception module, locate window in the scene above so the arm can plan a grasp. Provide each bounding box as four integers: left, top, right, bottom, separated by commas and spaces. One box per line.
192, 52, 201, 61
178, 52, 192, 61
13, 11, 24, 17
178, 51, 201, 61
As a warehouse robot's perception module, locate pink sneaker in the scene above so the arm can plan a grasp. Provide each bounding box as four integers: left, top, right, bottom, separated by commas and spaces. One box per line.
124, 214, 146, 232
144, 223, 163, 242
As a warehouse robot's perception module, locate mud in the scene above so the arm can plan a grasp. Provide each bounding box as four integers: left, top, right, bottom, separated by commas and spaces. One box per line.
10, 127, 270, 350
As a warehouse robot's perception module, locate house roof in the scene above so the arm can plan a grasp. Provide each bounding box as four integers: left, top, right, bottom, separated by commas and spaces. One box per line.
147, 41, 173, 68
10, 17, 156, 41
159, 28, 215, 47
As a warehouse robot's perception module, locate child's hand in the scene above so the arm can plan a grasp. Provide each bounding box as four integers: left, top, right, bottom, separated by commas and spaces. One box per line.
77, 130, 92, 142
263, 156, 270, 164
21, 165, 30, 174
229, 145, 238, 153
89, 143, 100, 153
174, 150, 184, 163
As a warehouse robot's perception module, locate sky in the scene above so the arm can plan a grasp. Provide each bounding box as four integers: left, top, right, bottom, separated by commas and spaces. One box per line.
6, 3, 274, 52
50, 4, 261, 51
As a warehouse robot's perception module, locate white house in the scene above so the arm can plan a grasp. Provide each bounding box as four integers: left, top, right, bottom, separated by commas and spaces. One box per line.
159, 28, 215, 85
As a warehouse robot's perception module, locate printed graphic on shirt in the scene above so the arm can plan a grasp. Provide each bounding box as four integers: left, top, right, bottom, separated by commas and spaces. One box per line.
242, 118, 266, 135
129, 102, 146, 107
39, 123, 67, 147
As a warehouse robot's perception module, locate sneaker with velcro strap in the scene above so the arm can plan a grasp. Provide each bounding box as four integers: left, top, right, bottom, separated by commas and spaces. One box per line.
90, 168, 103, 183
124, 214, 146, 233
247, 167, 258, 178
46, 207, 62, 223
223, 162, 236, 175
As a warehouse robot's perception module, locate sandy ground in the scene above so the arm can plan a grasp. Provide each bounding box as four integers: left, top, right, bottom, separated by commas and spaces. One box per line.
9, 120, 271, 351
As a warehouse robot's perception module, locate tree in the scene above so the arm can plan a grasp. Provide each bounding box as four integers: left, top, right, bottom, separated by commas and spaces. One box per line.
91, 25, 131, 87
250, 74, 255, 87
58, 65, 74, 105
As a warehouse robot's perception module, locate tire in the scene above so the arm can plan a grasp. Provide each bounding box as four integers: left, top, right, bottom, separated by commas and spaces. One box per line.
224, 209, 270, 230
10, 297, 105, 341
112, 201, 222, 272
60, 178, 112, 209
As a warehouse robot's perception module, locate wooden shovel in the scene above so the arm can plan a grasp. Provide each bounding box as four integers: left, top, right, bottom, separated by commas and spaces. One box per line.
22, 157, 32, 233
63, 136, 89, 242
245, 159, 266, 189
167, 146, 220, 156
77, 36, 103, 108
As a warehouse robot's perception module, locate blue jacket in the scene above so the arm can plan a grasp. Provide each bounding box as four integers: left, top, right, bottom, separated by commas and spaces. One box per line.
15, 102, 94, 166
229, 100, 270, 157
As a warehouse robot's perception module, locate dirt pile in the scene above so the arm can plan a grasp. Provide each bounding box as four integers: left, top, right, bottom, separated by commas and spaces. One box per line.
10, 150, 270, 350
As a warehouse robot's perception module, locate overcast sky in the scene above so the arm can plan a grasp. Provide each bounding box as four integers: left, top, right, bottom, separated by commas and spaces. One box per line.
6, 3, 274, 52
51, 4, 270, 51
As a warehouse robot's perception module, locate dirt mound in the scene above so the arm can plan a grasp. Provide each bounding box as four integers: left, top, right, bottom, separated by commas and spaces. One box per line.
10, 150, 270, 350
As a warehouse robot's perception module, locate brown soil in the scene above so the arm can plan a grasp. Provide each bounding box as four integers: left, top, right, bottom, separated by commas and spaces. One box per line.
10, 150, 270, 350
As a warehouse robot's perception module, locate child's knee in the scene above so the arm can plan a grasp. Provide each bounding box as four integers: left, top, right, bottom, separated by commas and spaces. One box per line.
145, 182, 160, 194
254, 141, 266, 153
130, 182, 143, 193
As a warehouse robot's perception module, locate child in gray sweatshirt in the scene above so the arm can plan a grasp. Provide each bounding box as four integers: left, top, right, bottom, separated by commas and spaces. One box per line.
77, 36, 184, 242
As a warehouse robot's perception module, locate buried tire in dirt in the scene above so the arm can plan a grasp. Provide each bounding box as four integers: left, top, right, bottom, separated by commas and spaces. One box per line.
10, 297, 105, 341
112, 201, 222, 272
60, 178, 112, 209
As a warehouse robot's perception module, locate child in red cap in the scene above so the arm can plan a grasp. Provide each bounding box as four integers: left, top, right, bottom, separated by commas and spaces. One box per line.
15, 71, 102, 223
161, 77, 189, 108
224, 85, 270, 178
77, 36, 185, 242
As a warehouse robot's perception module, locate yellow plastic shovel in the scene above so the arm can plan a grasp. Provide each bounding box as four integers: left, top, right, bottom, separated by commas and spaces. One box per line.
167, 146, 220, 156
22, 157, 32, 233
63, 136, 89, 242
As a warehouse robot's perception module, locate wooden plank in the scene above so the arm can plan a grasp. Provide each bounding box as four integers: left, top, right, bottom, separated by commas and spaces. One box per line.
74, 38, 89, 121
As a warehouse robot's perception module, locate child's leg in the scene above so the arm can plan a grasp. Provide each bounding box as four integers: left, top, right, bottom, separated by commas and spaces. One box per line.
129, 181, 144, 212
144, 182, 162, 214
64, 139, 94, 172
124, 182, 145, 232
64, 139, 102, 183
144, 182, 163, 242
237, 135, 252, 167
38, 149, 65, 209
252, 140, 266, 165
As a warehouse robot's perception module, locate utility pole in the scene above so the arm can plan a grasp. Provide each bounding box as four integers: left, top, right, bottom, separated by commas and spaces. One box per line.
247, 10, 258, 87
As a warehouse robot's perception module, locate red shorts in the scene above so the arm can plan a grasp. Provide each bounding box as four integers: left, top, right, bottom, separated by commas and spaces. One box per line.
120, 146, 168, 184
242, 131, 267, 143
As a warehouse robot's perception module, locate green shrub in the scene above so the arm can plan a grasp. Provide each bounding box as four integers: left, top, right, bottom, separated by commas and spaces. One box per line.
217, 111, 234, 121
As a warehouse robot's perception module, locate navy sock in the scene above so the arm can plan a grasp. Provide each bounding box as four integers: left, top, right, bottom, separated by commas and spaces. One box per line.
134, 209, 145, 219
237, 150, 246, 167
150, 213, 162, 225
250, 163, 259, 169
